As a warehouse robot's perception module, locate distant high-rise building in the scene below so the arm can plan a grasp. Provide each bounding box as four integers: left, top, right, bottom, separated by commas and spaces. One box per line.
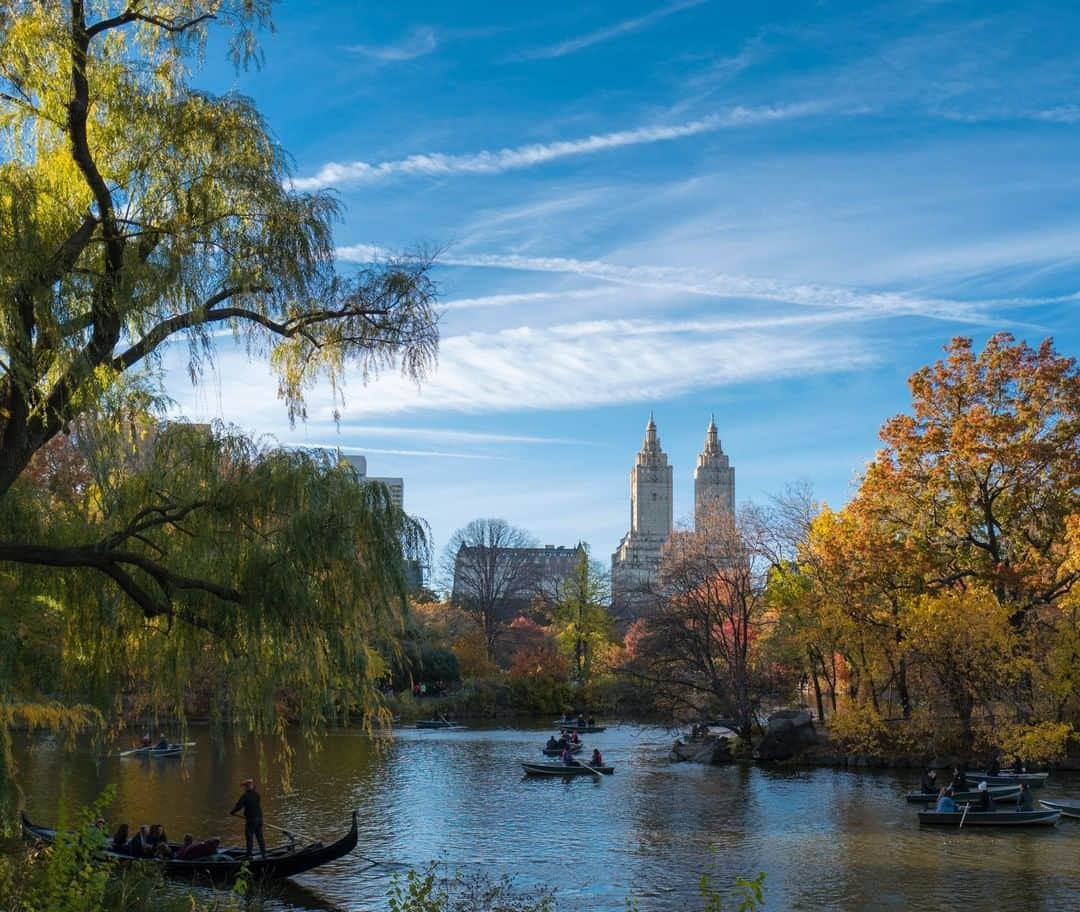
611, 415, 736, 617
694, 415, 735, 527
611, 415, 673, 615
343, 454, 404, 510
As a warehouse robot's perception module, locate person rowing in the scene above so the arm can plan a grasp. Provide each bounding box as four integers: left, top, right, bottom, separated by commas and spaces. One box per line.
155, 733, 169, 750
560, 746, 577, 766
590, 748, 603, 767
230, 778, 266, 858
1016, 782, 1034, 812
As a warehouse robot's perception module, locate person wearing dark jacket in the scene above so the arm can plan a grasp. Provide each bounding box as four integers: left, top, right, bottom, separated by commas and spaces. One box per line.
230, 778, 266, 857
951, 767, 968, 792
920, 770, 938, 794
1016, 783, 1035, 812
976, 781, 995, 811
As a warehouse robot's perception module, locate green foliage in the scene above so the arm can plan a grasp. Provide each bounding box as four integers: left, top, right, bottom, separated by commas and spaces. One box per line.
698, 870, 767, 912
388, 866, 554, 912
549, 548, 614, 685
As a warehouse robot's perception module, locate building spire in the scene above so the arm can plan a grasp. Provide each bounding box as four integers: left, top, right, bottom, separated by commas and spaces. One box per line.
702, 414, 721, 456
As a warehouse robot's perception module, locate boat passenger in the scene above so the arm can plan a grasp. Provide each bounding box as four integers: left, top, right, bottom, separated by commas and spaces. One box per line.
591, 749, 603, 767
1016, 783, 1034, 812
126, 825, 151, 858
560, 746, 577, 766
987, 756, 1001, 776
175, 834, 195, 858
951, 766, 968, 792
577, 713, 585, 726
920, 769, 938, 794
155, 733, 169, 750
570, 731, 580, 744
935, 788, 958, 813
111, 823, 130, 854
141, 733, 152, 747
546, 736, 560, 751
230, 778, 267, 858
588, 715, 596, 726
147, 824, 171, 858
976, 781, 995, 812
1013, 757, 1025, 774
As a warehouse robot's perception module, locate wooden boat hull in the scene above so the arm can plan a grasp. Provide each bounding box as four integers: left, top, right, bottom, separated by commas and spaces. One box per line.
1039, 800, 1080, 819
119, 742, 195, 758
542, 744, 583, 756
553, 723, 606, 733
22, 811, 358, 881
917, 809, 1059, 827
521, 762, 613, 776
905, 785, 1019, 804
415, 720, 465, 730
967, 771, 1048, 788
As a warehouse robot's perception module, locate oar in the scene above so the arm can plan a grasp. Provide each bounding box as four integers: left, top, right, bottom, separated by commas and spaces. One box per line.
959, 802, 971, 829
573, 759, 603, 779
262, 820, 316, 843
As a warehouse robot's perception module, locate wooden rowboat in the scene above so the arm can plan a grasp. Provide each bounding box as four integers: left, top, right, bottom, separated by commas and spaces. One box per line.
905, 785, 1019, 804
22, 811, 358, 881
118, 742, 195, 758
1038, 799, 1080, 819
967, 771, 1049, 788
917, 809, 1059, 827
553, 723, 606, 733
415, 719, 466, 730
521, 761, 613, 776
542, 743, 583, 757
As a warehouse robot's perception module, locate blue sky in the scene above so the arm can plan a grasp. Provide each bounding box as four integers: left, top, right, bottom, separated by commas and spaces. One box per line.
166, 0, 1080, 576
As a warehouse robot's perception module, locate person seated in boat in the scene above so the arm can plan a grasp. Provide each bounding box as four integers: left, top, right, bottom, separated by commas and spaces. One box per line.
155, 733, 169, 750
176, 835, 221, 861
920, 769, 938, 794
140, 733, 152, 747
126, 824, 152, 858
975, 780, 995, 811
588, 715, 595, 726
590, 748, 603, 767
570, 731, 580, 744
987, 755, 1001, 776
111, 823, 130, 855
935, 788, 958, 813
576, 713, 585, 726
560, 746, 577, 765
147, 823, 171, 858
950, 766, 968, 792
175, 834, 195, 858
1016, 783, 1035, 812
546, 736, 560, 751
1012, 757, 1025, 774
557, 733, 569, 748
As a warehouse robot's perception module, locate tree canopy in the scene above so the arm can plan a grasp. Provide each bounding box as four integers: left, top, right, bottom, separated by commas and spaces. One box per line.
0, 3, 440, 739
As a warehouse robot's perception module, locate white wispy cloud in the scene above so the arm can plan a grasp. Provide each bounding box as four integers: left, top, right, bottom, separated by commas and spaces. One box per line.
285, 442, 504, 460
334, 245, 998, 324
431, 251, 996, 323
523, 0, 708, 60
337, 312, 874, 415
291, 103, 826, 190
294, 425, 586, 445
346, 26, 438, 62
442, 286, 619, 311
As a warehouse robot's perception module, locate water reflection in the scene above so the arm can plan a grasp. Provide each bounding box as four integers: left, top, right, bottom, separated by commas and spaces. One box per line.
8, 725, 1080, 911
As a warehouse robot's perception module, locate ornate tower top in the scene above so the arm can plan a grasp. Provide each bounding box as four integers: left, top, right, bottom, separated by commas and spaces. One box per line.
638, 413, 668, 467
701, 414, 722, 458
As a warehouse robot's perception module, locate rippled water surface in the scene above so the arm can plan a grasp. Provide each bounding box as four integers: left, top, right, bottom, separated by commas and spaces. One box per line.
9, 724, 1080, 910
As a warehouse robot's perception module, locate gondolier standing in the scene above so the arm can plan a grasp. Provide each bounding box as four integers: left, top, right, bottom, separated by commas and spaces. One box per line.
230, 778, 266, 858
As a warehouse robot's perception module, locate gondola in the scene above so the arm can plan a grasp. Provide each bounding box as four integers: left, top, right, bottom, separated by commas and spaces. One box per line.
21, 811, 358, 881
967, 771, 1049, 788
542, 743, 583, 757
521, 761, 614, 776
905, 785, 1019, 804
917, 809, 1060, 827
1038, 799, 1080, 819
415, 719, 466, 730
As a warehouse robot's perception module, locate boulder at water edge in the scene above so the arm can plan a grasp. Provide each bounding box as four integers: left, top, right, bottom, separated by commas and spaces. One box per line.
754, 709, 819, 761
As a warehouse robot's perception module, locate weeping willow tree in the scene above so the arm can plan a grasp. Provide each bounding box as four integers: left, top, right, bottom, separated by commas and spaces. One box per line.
0, 0, 440, 778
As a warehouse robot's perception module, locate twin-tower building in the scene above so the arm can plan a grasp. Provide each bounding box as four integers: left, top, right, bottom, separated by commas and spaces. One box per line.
611, 415, 735, 614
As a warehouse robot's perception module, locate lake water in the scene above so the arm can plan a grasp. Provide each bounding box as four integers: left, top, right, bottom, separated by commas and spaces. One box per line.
7, 723, 1080, 911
